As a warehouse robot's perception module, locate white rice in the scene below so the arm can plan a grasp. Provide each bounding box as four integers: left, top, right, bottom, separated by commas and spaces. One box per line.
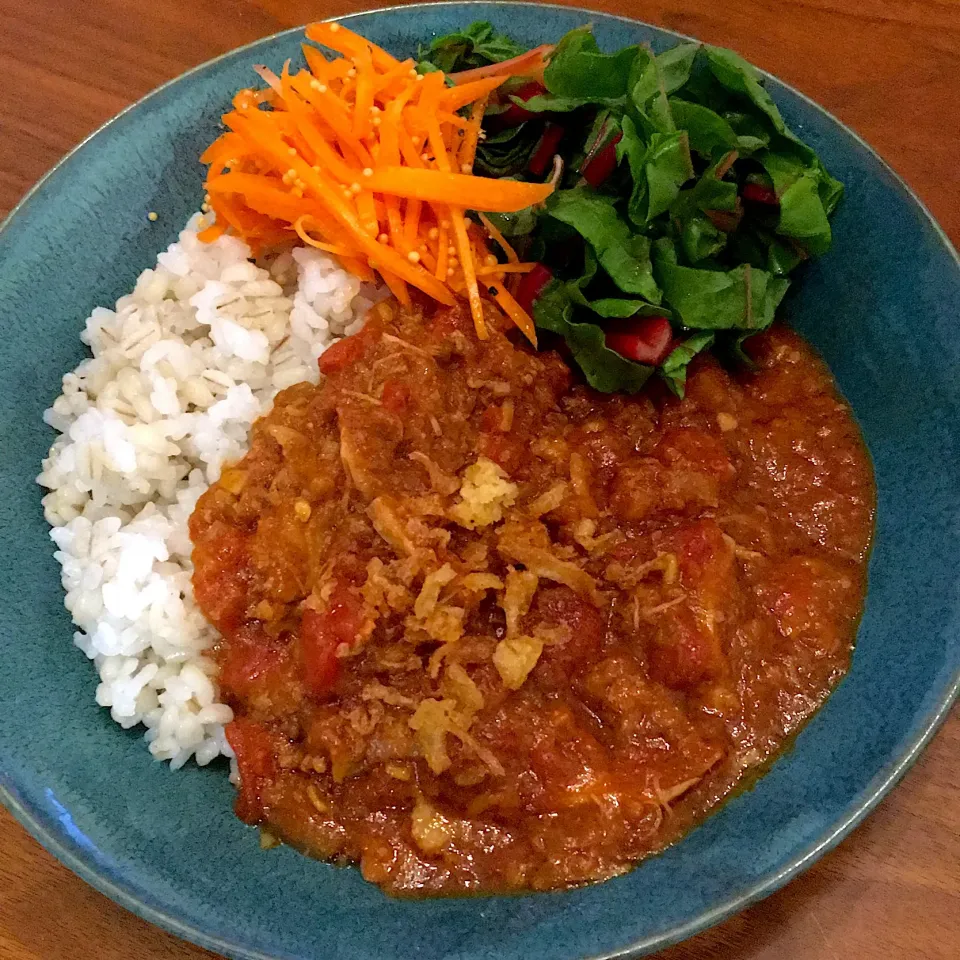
37, 214, 378, 769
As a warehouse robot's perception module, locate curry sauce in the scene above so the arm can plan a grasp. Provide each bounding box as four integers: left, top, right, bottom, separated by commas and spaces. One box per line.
190, 299, 874, 894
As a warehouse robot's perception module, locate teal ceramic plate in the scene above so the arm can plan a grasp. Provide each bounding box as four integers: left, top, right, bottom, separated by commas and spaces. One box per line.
1, 4, 958, 958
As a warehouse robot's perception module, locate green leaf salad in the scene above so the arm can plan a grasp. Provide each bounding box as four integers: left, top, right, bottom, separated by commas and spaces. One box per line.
420, 23, 843, 396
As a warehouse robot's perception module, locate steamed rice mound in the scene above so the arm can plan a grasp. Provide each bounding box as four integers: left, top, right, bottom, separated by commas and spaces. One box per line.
37, 213, 379, 767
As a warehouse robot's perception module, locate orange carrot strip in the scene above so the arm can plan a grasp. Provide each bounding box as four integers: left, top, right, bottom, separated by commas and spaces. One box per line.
411, 72, 447, 126
448, 45, 553, 85
475, 261, 538, 276
280, 79, 360, 183
288, 69, 354, 125
230, 90, 254, 112
333, 256, 373, 282
403, 198, 422, 249
293, 216, 355, 256
356, 190, 379, 237
458, 96, 488, 172
380, 83, 415, 165
200, 132, 246, 169
231, 84, 278, 112
404, 75, 445, 142
384, 194, 405, 250
364, 167, 553, 212
454, 214, 486, 338
352, 43, 375, 138
424, 111, 486, 338
478, 211, 520, 262
208, 188, 271, 235
398, 128, 427, 169
197, 220, 227, 242
487, 280, 538, 345
199, 25, 561, 319
288, 128, 319, 166
222, 112, 295, 172
417, 245, 438, 273
372, 58, 416, 95
328, 55, 354, 77
436, 111, 471, 131
302, 125, 356, 180
438, 76, 506, 111
423, 112, 449, 171
224, 113, 448, 294
289, 73, 373, 167
379, 267, 411, 307
199, 134, 229, 166
302, 45, 331, 81
207, 175, 359, 256
434, 221, 450, 280
206, 174, 306, 220
305, 22, 400, 73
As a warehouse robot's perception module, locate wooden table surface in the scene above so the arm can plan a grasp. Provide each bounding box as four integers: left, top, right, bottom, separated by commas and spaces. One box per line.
1, 0, 958, 957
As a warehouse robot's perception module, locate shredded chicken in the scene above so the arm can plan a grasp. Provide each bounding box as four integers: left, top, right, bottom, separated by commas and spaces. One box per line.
339, 422, 378, 499
368, 497, 417, 556
409, 451, 460, 495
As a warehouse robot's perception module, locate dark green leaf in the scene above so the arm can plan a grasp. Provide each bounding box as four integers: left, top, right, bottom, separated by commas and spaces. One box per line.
546, 188, 662, 303
632, 42, 699, 105
725, 227, 770, 270
618, 116, 649, 219
758, 145, 842, 255
726, 330, 759, 368
516, 92, 624, 113
656, 42, 701, 92
474, 123, 539, 177
669, 98, 739, 158
817, 167, 845, 215
723, 110, 772, 154
544, 26, 640, 101
441, 27, 844, 394
630, 92, 674, 138
588, 298, 668, 318
759, 145, 808, 193
668, 156, 740, 255
643, 132, 695, 220
766, 237, 806, 276
627, 45, 655, 93
630, 44, 699, 137
704, 46, 787, 136
482, 206, 540, 239
778, 173, 832, 255
561, 247, 669, 318
660, 331, 715, 396
620, 117, 694, 225
420, 21, 525, 72
654, 249, 789, 330
534, 282, 655, 393
680, 214, 728, 263
481, 123, 529, 146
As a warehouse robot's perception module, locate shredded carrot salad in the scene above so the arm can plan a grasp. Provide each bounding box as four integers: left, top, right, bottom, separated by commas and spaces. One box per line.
198, 21, 552, 342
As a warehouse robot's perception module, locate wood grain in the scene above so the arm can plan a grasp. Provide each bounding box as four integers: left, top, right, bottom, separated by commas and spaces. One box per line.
1, 1, 957, 957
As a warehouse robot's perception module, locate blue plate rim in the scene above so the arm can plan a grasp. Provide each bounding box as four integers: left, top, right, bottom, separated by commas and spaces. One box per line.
1, 3, 958, 958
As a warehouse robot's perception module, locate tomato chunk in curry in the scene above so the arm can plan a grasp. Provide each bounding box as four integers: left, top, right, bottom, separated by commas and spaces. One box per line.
190, 298, 874, 895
